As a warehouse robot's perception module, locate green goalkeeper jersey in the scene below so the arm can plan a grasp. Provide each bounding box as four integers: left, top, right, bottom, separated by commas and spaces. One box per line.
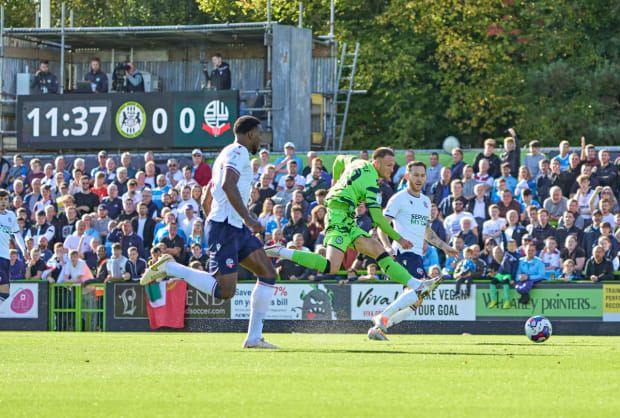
327, 155, 381, 211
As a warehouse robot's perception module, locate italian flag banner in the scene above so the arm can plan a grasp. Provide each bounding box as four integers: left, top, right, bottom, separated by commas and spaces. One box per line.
145, 280, 187, 329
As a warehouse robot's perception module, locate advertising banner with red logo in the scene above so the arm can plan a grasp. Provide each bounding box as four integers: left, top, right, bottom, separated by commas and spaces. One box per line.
0, 283, 39, 318
230, 283, 350, 320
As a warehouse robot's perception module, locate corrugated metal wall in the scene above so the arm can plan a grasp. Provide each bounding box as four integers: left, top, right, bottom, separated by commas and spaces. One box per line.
312, 57, 335, 94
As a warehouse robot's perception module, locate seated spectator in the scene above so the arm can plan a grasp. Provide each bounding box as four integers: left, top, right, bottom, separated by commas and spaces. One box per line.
518, 188, 540, 213
524, 140, 546, 178
118, 221, 145, 259
540, 236, 561, 279
257, 149, 271, 177
355, 202, 373, 233
522, 204, 540, 228
422, 240, 440, 272
191, 149, 212, 186
482, 204, 506, 245
26, 210, 56, 249
152, 174, 171, 209
265, 204, 288, 238
186, 219, 207, 253
495, 162, 517, 195
467, 183, 491, 232
74, 176, 100, 214
455, 217, 477, 247
103, 243, 128, 282
120, 152, 137, 179
257, 198, 275, 230
176, 165, 199, 191
442, 235, 464, 279
122, 179, 142, 206
308, 205, 326, 247
443, 197, 476, 241
487, 239, 520, 308
277, 160, 305, 191
101, 184, 123, 220
529, 208, 556, 252
118, 198, 138, 222
514, 165, 536, 200
25, 178, 42, 215
582, 211, 602, 258
424, 152, 442, 194
450, 147, 465, 180
454, 247, 475, 298
438, 179, 464, 218
535, 159, 553, 204
429, 203, 447, 243
257, 173, 277, 205
598, 235, 616, 260
140, 188, 159, 219
304, 157, 332, 186
470, 244, 487, 280
9, 249, 27, 280
584, 245, 615, 282
429, 167, 452, 205
7, 154, 27, 191
105, 158, 117, 183
497, 189, 522, 219
160, 221, 186, 263
179, 205, 200, 239
57, 249, 93, 283
491, 178, 507, 203
91, 172, 108, 199
63, 220, 92, 254
552, 140, 571, 171
555, 211, 583, 249
93, 205, 111, 241
188, 243, 209, 270
574, 174, 594, 225
461, 165, 476, 200
165, 159, 183, 189
25, 248, 46, 280
273, 142, 303, 183
515, 242, 546, 305
285, 190, 309, 222
474, 138, 501, 178
113, 167, 129, 196
501, 209, 527, 249
282, 206, 310, 246
589, 189, 617, 226
37, 236, 53, 262
481, 238, 498, 266
593, 149, 617, 190
560, 235, 586, 273
558, 259, 580, 282
272, 176, 296, 207
122, 246, 147, 282
474, 158, 494, 194
302, 166, 329, 202
543, 186, 567, 222
308, 189, 328, 217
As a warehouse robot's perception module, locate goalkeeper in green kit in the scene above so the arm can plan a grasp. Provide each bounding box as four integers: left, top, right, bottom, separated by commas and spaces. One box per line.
265, 147, 442, 298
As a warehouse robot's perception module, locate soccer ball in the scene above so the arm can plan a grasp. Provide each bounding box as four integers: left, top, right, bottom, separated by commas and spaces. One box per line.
442, 136, 460, 154
524, 316, 552, 343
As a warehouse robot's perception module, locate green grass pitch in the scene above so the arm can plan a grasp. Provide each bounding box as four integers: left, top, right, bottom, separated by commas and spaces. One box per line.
1, 332, 618, 417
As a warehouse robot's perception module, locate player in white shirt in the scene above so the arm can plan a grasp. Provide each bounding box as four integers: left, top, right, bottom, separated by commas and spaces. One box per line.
0, 189, 26, 306
370, 162, 459, 341
140, 116, 279, 349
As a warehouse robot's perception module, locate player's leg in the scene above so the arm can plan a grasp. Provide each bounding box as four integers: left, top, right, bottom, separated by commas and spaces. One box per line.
239, 243, 279, 349
488, 277, 500, 308
0, 258, 10, 306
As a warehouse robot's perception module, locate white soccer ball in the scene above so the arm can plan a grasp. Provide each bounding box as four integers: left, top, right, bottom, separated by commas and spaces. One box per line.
442, 136, 460, 154
524, 316, 552, 343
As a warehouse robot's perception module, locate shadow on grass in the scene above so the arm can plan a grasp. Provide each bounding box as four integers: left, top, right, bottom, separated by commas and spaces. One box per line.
272, 348, 561, 357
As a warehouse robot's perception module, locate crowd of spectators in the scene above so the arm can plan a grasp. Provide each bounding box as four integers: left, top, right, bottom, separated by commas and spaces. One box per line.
4, 130, 620, 305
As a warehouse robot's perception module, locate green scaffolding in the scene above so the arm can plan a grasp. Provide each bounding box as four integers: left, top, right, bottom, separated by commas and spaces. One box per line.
48, 283, 106, 331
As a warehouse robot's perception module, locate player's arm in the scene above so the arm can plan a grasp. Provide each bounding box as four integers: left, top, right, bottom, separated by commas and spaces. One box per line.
331, 155, 346, 186
221, 168, 260, 233
201, 182, 213, 217
368, 207, 404, 243
376, 215, 395, 255
425, 223, 460, 258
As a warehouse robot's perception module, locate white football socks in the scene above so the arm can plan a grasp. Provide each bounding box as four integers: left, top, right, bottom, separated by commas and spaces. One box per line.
387, 305, 417, 328
278, 247, 295, 260
247, 281, 274, 345
165, 261, 219, 296
380, 289, 420, 320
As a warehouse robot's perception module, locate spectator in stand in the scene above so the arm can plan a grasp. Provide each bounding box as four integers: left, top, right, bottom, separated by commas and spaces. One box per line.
421, 240, 440, 272
540, 236, 562, 279
308, 189, 328, 216
429, 167, 452, 205
518, 189, 540, 214
100, 184, 123, 220
26, 210, 56, 249
112, 167, 129, 196
584, 245, 615, 282
203, 53, 231, 90
574, 174, 594, 226
103, 243, 128, 282
160, 221, 186, 263
429, 203, 447, 243
454, 247, 475, 298
461, 165, 476, 200
355, 201, 373, 233
553, 140, 572, 171
248, 187, 262, 218
491, 178, 508, 203
304, 157, 332, 186
41, 163, 54, 187
474, 138, 501, 179
257, 149, 271, 177
543, 186, 567, 222
474, 158, 494, 194
277, 160, 305, 191
90, 151, 108, 178
308, 205, 326, 247
91, 172, 108, 199
377, 177, 394, 209
470, 244, 487, 281
588, 187, 618, 224
582, 209, 604, 259
394, 149, 415, 186
179, 205, 199, 240
122, 246, 147, 282
191, 149, 212, 186
25, 248, 46, 279
358, 150, 369, 161
501, 209, 527, 249
9, 249, 27, 280
555, 211, 583, 249
529, 208, 556, 252
455, 217, 478, 247
468, 183, 491, 232
282, 205, 310, 246
442, 235, 464, 279
56, 249, 93, 283
272, 176, 296, 207
558, 259, 580, 282
27, 159, 45, 189
495, 162, 517, 195
120, 152, 137, 179
257, 198, 275, 231
424, 152, 443, 194
151, 174, 171, 209
273, 142, 303, 182
132, 202, 156, 250
31, 59, 58, 94
443, 197, 476, 241
276, 242, 307, 281
580, 136, 600, 167
438, 179, 463, 219
515, 242, 546, 304
488, 239, 519, 308
176, 165, 199, 191
302, 166, 329, 202
188, 243, 209, 270
53, 156, 71, 184
7, 154, 27, 191
257, 173, 277, 206
165, 159, 183, 189
497, 189, 522, 219
483, 204, 506, 245
451, 147, 466, 180
74, 176, 100, 214
514, 165, 536, 201
500, 129, 520, 178
535, 158, 554, 204
524, 140, 546, 178
142, 163, 157, 189
63, 220, 91, 254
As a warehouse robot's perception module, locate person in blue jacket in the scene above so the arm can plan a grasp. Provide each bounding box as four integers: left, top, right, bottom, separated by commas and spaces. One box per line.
515, 242, 547, 305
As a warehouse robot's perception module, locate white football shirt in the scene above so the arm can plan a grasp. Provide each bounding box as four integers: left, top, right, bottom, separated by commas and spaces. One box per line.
482, 218, 507, 245
384, 189, 431, 256
0, 210, 19, 260
208, 143, 252, 228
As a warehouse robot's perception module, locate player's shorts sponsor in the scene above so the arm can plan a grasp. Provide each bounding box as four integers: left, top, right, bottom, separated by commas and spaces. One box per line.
350, 284, 475, 321
0, 283, 39, 318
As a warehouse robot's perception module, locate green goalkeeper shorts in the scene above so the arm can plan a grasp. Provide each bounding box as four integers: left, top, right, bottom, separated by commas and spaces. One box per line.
323, 208, 371, 253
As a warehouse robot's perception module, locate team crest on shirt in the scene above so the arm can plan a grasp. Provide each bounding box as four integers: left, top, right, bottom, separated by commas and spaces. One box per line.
225, 258, 235, 268
216, 243, 221, 251
417, 268, 424, 275
336, 237, 343, 244
423, 201, 428, 208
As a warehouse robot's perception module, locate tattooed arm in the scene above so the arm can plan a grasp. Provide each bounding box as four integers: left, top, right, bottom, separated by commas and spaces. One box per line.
425, 223, 460, 258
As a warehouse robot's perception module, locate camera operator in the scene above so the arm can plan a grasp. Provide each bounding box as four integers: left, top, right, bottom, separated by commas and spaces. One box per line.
84, 57, 108, 93
113, 62, 144, 93
203, 53, 231, 90
31, 60, 58, 95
